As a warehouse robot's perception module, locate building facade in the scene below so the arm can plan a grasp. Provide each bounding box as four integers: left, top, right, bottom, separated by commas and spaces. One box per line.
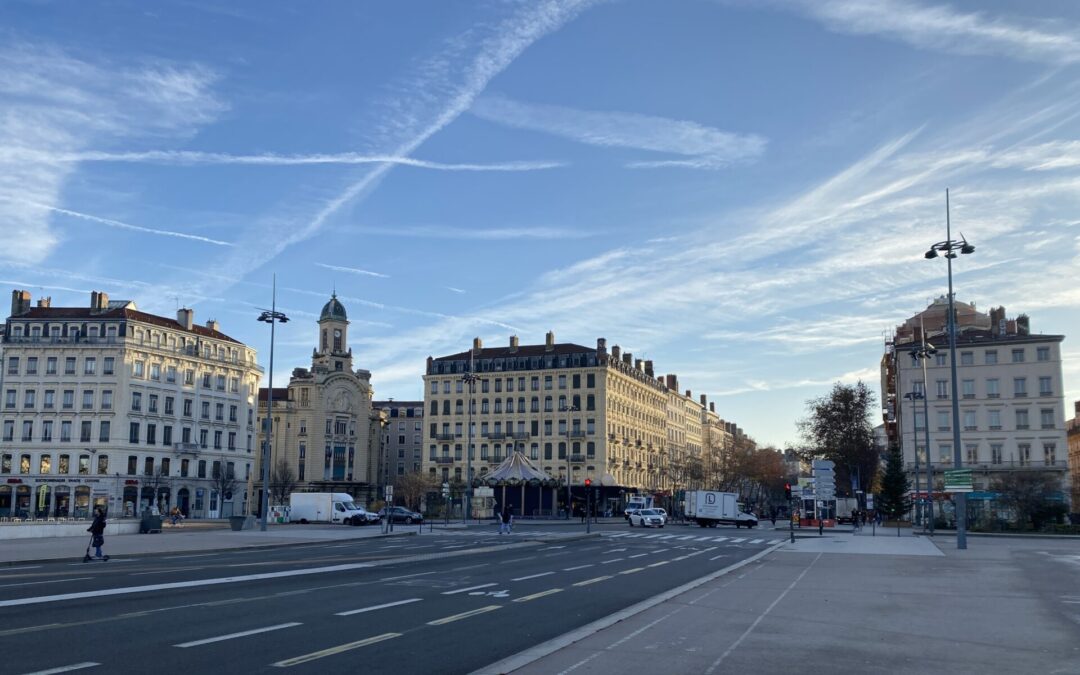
0, 290, 261, 519
883, 297, 1070, 522
421, 333, 737, 516
1068, 401, 1080, 512
373, 400, 424, 488
253, 295, 381, 509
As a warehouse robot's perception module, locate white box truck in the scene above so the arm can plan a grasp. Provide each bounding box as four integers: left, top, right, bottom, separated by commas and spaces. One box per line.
289, 492, 377, 525
684, 490, 758, 528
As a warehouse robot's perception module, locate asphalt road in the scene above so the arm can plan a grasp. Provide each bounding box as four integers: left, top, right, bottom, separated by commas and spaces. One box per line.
1, 522, 786, 674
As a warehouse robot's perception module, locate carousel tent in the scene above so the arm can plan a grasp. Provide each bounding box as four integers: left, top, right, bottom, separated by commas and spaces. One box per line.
478, 452, 560, 518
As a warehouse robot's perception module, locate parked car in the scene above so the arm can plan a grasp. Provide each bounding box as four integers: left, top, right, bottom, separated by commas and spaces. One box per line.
629, 508, 666, 528
378, 506, 424, 524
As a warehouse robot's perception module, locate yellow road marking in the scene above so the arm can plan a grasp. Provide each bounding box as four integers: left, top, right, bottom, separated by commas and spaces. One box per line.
572, 575, 612, 587
426, 605, 502, 625
272, 632, 402, 667
513, 588, 564, 603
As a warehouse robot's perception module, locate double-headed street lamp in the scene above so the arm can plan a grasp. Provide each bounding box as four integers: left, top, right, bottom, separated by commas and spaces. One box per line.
257, 276, 288, 532
924, 188, 974, 550
461, 365, 480, 523
908, 332, 936, 534
560, 403, 578, 519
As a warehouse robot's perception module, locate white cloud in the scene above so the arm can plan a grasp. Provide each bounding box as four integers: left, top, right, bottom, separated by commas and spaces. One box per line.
315, 263, 390, 279
769, 0, 1080, 64
337, 224, 600, 240
471, 93, 767, 169
446, 287, 467, 294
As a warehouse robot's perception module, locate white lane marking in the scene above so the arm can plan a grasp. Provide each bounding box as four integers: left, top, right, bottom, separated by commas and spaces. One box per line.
562, 564, 593, 571
169, 553, 220, 560
0, 576, 92, 589
450, 563, 489, 572
538, 546, 566, 550
648, 561, 669, 567
380, 571, 440, 582
130, 567, 205, 576
624, 534, 644, 538
607, 533, 629, 538
651, 548, 669, 554
513, 588, 563, 603
600, 558, 624, 564
658, 535, 677, 540
729, 538, 746, 543
750, 539, 764, 544
602, 548, 627, 554
709, 554, 729, 561
694, 536, 712, 541
427, 605, 501, 625
20, 662, 100, 674
705, 553, 822, 674
644, 534, 663, 539
677, 535, 697, 541
336, 598, 422, 616
712, 537, 729, 542
511, 572, 555, 582
572, 576, 611, 587
0, 565, 43, 571
0, 561, 373, 608
272, 633, 401, 667
628, 553, 649, 559
442, 583, 497, 595
175, 622, 302, 648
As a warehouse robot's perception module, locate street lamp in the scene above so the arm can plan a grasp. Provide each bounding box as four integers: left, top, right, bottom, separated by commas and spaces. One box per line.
560, 403, 578, 519
909, 333, 936, 534
257, 276, 289, 532
461, 362, 480, 524
923, 188, 974, 550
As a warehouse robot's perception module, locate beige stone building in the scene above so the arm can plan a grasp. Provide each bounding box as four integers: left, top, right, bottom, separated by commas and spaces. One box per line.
421, 333, 735, 516
1068, 401, 1080, 511
0, 290, 261, 519
253, 295, 382, 510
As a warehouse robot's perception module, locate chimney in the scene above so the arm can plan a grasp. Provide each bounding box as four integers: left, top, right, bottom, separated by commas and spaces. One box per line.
10, 290, 30, 316
472, 336, 482, 352
90, 291, 109, 312
623, 351, 632, 364
596, 337, 607, 355
545, 331, 555, 352
710, 402, 716, 413
665, 374, 678, 390
611, 345, 621, 360
990, 307, 1004, 335
177, 308, 194, 330
509, 335, 519, 353
634, 358, 643, 371
426, 356, 434, 374
1016, 314, 1030, 335
206, 319, 220, 333
36, 297, 51, 308
1006, 319, 1016, 335
644, 360, 654, 377
700, 394, 707, 406
685, 389, 692, 398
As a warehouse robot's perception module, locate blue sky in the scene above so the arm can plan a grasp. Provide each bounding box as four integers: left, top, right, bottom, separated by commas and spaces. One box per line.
3, 0, 1079, 448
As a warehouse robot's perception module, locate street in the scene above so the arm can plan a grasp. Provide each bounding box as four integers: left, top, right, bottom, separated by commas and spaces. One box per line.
1, 522, 786, 673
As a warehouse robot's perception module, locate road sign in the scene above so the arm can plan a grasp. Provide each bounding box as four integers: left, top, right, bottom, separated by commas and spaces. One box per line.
441, 482, 450, 497
944, 469, 973, 493
474, 487, 494, 498
384, 485, 394, 500
812, 459, 835, 470
866, 494, 874, 509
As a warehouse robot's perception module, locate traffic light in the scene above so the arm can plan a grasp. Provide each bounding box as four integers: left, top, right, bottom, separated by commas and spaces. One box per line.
784, 483, 792, 500
584, 478, 592, 487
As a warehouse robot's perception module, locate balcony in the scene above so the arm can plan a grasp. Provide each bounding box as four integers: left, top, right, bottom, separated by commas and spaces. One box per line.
435, 433, 457, 441
569, 454, 586, 463
510, 432, 530, 440
173, 443, 200, 454
484, 432, 506, 440
569, 430, 587, 438
905, 460, 1068, 472
434, 456, 456, 464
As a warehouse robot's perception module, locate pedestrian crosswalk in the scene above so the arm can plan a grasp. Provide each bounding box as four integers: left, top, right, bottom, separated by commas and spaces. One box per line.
606, 532, 781, 546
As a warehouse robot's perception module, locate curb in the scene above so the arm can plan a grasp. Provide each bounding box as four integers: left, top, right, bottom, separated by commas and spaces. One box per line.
472, 539, 788, 675
915, 531, 1080, 541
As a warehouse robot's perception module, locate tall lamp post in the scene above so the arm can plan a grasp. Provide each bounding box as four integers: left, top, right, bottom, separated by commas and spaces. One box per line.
560, 403, 578, 519
909, 333, 936, 534
461, 359, 480, 524
257, 276, 289, 532
924, 188, 974, 550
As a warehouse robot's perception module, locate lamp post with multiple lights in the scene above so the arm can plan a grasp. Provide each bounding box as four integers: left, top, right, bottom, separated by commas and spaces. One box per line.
256, 276, 289, 532
560, 403, 578, 518
924, 189, 974, 549
461, 361, 480, 524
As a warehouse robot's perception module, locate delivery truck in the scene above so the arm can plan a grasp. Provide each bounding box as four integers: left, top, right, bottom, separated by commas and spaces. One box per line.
684, 490, 758, 528
289, 492, 379, 525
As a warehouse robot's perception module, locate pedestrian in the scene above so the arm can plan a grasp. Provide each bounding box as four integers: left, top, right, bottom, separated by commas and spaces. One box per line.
770, 508, 777, 526
499, 507, 511, 534
87, 507, 107, 559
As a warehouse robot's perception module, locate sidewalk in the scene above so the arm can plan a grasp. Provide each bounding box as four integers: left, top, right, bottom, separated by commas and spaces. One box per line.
485, 532, 1080, 674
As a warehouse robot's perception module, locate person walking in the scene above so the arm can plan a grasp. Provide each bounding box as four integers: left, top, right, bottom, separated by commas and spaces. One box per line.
87, 507, 107, 560
499, 507, 510, 534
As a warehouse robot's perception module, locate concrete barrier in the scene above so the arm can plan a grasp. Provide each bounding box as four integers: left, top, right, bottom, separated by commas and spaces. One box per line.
0, 521, 141, 539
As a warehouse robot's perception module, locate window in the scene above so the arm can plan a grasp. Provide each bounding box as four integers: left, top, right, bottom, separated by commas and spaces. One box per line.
183, 399, 193, 417
41, 420, 53, 441
937, 411, 950, 431
935, 380, 948, 398
148, 363, 160, 381
146, 424, 157, 445
133, 360, 144, 377
165, 396, 174, 415
200, 429, 208, 449
43, 390, 54, 409
960, 351, 973, 366
129, 422, 140, 443
160, 458, 170, 476
131, 392, 142, 411
230, 377, 239, 393
1011, 348, 1024, 363
162, 426, 172, 446
214, 431, 222, 450
26, 357, 37, 375
991, 444, 1002, 465
6, 357, 17, 375
456, 380, 463, 394
166, 366, 177, 383
442, 381, 450, 394
228, 432, 236, 450
1037, 346, 1050, 362
935, 353, 946, 366
1039, 376, 1052, 396
1018, 443, 1031, 466
1044, 443, 1057, 464
20, 454, 30, 474
988, 409, 1001, 430
99, 421, 110, 442
80, 421, 91, 442
965, 444, 978, 464
961, 379, 975, 399
184, 369, 194, 386
963, 410, 976, 431
586, 373, 595, 388
216, 375, 226, 391
97, 455, 108, 475
1013, 378, 1027, 397
84, 357, 96, 375
180, 459, 189, 477
3, 389, 13, 409
40, 454, 51, 474
58, 454, 69, 474
202, 373, 212, 389
82, 390, 93, 409
1041, 408, 1055, 429
215, 403, 224, 421
23, 389, 35, 409
1015, 409, 1029, 430
987, 378, 999, 398
938, 444, 951, 464
2, 420, 12, 441
144, 457, 154, 476
201, 401, 210, 419
60, 420, 71, 442
46, 357, 57, 374
101, 390, 112, 410
198, 460, 206, 478
103, 357, 114, 375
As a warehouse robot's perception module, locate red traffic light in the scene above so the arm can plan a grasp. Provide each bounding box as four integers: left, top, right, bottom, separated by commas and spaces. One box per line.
584, 478, 592, 487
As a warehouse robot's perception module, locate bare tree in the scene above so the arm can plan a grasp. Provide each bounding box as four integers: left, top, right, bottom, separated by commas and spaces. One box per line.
992, 472, 1067, 530
212, 462, 238, 517
269, 459, 299, 506
394, 470, 435, 511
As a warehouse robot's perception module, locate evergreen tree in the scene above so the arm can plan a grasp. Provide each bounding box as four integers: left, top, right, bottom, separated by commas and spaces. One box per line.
877, 442, 911, 526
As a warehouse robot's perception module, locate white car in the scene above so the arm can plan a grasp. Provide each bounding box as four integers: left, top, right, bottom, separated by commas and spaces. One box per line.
629, 508, 666, 528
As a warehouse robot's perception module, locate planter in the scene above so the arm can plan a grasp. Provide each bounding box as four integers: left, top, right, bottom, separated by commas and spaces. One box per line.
229, 515, 256, 531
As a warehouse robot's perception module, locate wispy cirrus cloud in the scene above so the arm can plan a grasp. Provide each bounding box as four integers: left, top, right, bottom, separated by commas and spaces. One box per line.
762, 0, 1080, 64
338, 224, 600, 240
470, 93, 767, 169
315, 262, 390, 279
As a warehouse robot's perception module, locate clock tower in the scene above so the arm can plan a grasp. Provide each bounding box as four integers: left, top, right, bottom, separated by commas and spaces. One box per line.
314, 292, 352, 372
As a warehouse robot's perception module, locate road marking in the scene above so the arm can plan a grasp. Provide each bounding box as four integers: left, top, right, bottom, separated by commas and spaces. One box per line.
712, 537, 728, 542
514, 588, 563, 602
677, 535, 697, 541
607, 533, 629, 538
450, 563, 489, 572
644, 534, 663, 539
0, 576, 91, 589
602, 548, 627, 553
336, 598, 422, 616
0, 623, 62, 637
601, 558, 624, 564
0, 565, 42, 571
272, 632, 401, 667
709, 554, 729, 561
442, 583, 497, 595
572, 576, 612, 587
562, 564, 593, 571
0, 561, 374, 608
750, 539, 764, 544
538, 546, 566, 550
628, 553, 649, 559
729, 538, 746, 543
511, 572, 555, 582
130, 567, 205, 576
168, 553, 221, 560
175, 622, 302, 648
673, 556, 689, 561
694, 536, 712, 541
427, 605, 501, 625
380, 571, 440, 582
658, 535, 676, 540
651, 548, 669, 554
619, 567, 645, 575
20, 662, 100, 674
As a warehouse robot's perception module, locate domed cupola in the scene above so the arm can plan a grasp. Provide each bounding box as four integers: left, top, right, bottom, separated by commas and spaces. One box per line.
320, 293, 347, 321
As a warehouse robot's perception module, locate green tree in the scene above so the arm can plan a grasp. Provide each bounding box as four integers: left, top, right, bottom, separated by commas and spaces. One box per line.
877, 442, 911, 528
797, 382, 879, 497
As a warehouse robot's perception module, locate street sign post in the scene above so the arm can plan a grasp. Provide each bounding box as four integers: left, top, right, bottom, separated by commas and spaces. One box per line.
943, 469, 973, 493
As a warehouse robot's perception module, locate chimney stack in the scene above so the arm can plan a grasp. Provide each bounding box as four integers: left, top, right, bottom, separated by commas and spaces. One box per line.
1016, 314, 1030, 335
634, 358, 643, 372
665, 374, 678, 390
10, 290, 30, 317
177, 308, 194, 330
545, 331, 555, 352
623, 351, 632, 364
509, 335, 519, 353
472, 336, 483, 352
36, 297, 51, 308
685, 389, 692, 398
206, 319, 220, 333
611, 345, 621, 360
644, 360, 654, 377
90, 291, 109, 312
700, 393, 707, 406
596, 337, 607, 355
710, 402, 715, 413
